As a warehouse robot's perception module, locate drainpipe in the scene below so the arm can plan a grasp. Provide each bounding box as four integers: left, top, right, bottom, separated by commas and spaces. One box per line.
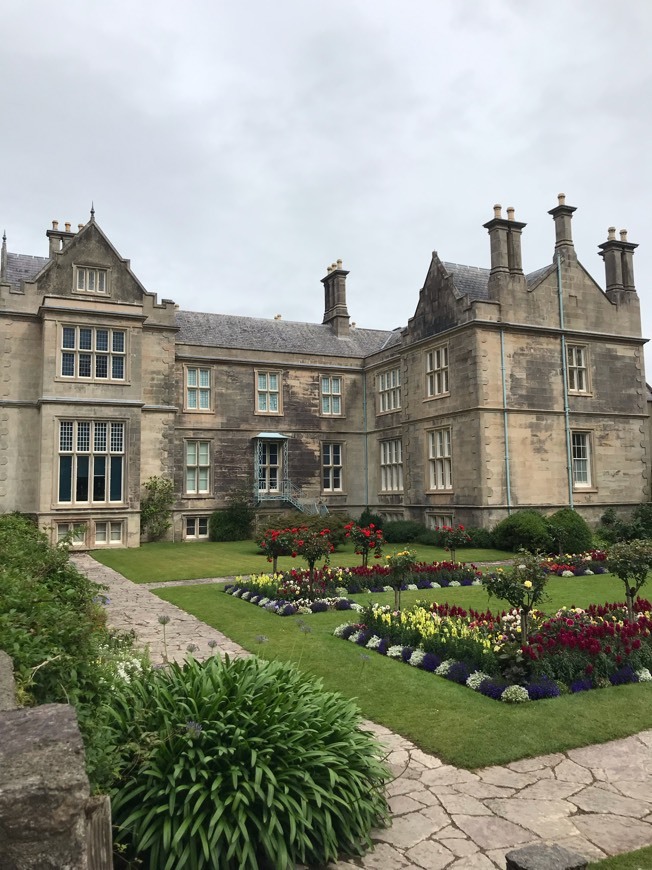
362, 372, 369, 509
500, 329, 512, 514
557, 252, 574, 508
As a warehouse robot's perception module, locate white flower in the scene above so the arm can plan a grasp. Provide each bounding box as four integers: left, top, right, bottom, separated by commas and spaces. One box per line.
435, 659, 454, 676
383, 585, 394, 592
409, 650, 426, 667
501, 685, 531, 703
466, 671, 490, 691
449, 580, 461, 587
366, 635, 383, 649
637, 668, 652, 682
387, 645, 405, 659
348, 631, 362, 643
258, 597, 270, 607
351, 603, 364, 611
585, 569, 594, 575
241, 591, 251, 600
472, 579, 483, 586
333, 624, 351, 637
431, 582, 441, 589
407, 583, 418, 591
562, 570, 574, 577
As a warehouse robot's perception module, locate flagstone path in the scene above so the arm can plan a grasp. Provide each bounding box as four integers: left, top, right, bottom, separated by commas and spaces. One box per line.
73, 555, 652, 869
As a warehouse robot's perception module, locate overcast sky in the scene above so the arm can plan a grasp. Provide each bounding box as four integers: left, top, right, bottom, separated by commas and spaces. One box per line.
4, 1, 652, 366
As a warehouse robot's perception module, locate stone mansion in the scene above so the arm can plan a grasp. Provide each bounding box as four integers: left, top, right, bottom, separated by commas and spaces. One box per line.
0, 197, 648, 548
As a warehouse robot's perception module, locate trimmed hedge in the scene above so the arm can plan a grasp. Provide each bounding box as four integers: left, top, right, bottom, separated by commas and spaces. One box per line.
492, 510, 552, 553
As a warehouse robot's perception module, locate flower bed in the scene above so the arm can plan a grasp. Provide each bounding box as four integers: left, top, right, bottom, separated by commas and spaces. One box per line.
541, 550, 608, 576
224, 582, 362, 616
333, 598, 652, 702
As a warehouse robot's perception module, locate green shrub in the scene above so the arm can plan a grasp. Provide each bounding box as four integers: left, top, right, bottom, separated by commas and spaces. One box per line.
596, 507, 631, 544
109, 656, 389, 869
383, 520, 425, 543
492, 510, 552, 553
209, 488, 256, 541
632, 503, 652, 539
359, 507, 384, 529
416, 528, 441, 546
257, 511, 350, 548
467, 526, 494, 548
0, 513, 140, 789
140, 476, 175, 541
546, 508, 593, 555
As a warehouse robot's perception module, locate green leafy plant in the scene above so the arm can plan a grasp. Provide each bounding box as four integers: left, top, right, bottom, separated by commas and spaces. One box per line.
608, 539, 652, 620
209, 486, 256, 541
382, 520, 425, 543
256, 526, 301, 573
492, 510, 552, 553
385, 548, 418, 610
546, 508, 593, 556
140, 476, 175, 541
294, 528, 334, 598
484, 551, 549, 641
440, 524, 472, 563
109, 655, 389, 869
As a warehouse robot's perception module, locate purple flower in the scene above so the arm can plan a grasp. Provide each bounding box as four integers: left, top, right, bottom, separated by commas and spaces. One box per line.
401, 646, 414, 663
335, 598, 353, 610
570, 678, 593, 693
420, 652, 442, 672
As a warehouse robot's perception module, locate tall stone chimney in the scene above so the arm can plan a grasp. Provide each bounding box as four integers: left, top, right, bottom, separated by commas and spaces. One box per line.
548, 193, 577, 261
598, 226, 638, 299
321, 259, 350, 337
46, 220, 76, 257
483, 204, 526, 298
0, 231, 6, 282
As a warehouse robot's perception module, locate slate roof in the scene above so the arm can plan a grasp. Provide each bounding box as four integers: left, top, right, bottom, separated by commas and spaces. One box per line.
4, 252, 49, 288
442, 260, 556, 299
175, 310, 399, 358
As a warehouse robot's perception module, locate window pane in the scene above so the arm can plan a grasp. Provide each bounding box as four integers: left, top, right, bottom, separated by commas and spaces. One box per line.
186, 518, 195, 535
110, 424, 124, 452
186, 442, 197, 464
79, 354, 92, 377
76, 456, 89, 501
94, 422, 107, 452
77, 271, 85, 291
198, 442, 209, 464
59, 456, 72, 502
258, 373, 267, 390
198, 517, 208, 535
79, 328, 92, 350
269, 393, 278, 412
321, 377, 330, 393
95, 522, 107, 543
258, 394, 267, 412
88, 270, 96, 292
96, 330, 108, 351
110, 522, 122, 542
61, 353, 75, 377
332, 396, 341, 414
77, 422, 90, 451
199, 389, 210, 409
112, 331, 125, 353
93, 456, 106, 501
199, 369, 210, 387
187, 390, 198, 409
110, 456, 123, 500
95, 355, 108, 378
268, 374, 278, 391
62, 327, 76, 349
187, 368, 197, 386
321, 398, 330, 415
332, 377, 341, 394
198, 468, 209, 491
60, 421, 73, 451
112, 357, 124, 379
97, 271, 106, 292
187, 469, 197, 492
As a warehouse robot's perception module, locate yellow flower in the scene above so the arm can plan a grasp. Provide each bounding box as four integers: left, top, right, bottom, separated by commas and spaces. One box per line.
523, 580, 533, 589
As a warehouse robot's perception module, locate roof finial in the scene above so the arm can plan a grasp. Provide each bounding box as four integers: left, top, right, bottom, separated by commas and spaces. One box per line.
90, 202, 95, 221
2, 229, 6, 243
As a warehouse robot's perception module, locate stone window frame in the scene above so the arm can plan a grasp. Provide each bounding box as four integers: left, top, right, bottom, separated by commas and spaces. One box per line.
322, 442, 344, 492
426, 344, 450, 399
59, 324, 128, 383
56, 521, 87, 547
380, 438, 403, 492
427, 513, 454, 530
320, 374, 343, 416
185, 439, 211, 496
255, 369, 283, 415
377, 367, 401, 413
57, 419, 126, 506
184, 365, 212, 412
184, 515, 210, 539
567, 344, 591, 395
73, 264, 110, 295
571, 430, 594, 489
428, 426, 453, 491
94, 519, 125, 546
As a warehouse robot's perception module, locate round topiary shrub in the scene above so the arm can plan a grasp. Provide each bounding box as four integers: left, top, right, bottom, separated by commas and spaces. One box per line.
546, 508, 593, 555
109, 655, 389, 868
492, 510, 552, 553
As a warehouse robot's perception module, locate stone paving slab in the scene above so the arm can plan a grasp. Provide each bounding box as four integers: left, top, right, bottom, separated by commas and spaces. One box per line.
73, 555, 652, 869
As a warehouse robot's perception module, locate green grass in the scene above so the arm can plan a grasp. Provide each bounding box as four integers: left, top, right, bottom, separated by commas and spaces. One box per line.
154, 573, 652, 770
591, 846, 652, 868
91, 539, 515, 583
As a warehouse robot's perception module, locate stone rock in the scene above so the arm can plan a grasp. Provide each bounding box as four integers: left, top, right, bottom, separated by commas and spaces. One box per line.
405, 839, 455, 869
505, 842, 588, 869
569, 784, 651, 817
452, 814, 532, 849
573, 814, 652, 856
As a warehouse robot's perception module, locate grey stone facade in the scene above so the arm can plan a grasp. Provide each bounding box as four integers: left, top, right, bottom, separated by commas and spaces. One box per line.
0, 198, 648, 548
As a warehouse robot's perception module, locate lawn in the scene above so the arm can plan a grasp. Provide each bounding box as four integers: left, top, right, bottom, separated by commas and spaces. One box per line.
92, 539, 515, 583
591, 846, 652, 868
154, 572, 652, 771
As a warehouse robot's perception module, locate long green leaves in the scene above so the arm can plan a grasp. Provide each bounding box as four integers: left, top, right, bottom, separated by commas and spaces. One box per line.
109, 655, 389, 868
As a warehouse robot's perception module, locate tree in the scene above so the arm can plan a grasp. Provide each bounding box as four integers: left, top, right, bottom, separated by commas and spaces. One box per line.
344, 522, 384, 567
294, 529, 334, 599
484, 551, 549, 642
140, 477, 175, 541
608, 539, 652, 621
385, 549, 417, 611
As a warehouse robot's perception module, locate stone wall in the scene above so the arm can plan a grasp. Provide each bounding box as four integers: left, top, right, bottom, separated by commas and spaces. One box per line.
0, 652, 112, 869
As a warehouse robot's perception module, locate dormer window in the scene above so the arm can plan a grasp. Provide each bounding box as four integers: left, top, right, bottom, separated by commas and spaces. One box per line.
75, 266, 108, 294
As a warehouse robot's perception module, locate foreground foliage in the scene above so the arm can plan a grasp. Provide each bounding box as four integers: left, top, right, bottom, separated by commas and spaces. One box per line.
0, 513, 140, 788
110, 655, 389, 869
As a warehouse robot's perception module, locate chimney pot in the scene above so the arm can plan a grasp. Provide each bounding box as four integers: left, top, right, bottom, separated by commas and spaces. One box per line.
64, 222, 71, 232
608, 226, 617, 240
493, 204, 502, 219
78, 224, 84, 231
620, 229, 628, 242
506, 207, 515, 221
52, 220, 59, 230
558, 193, 566, 205
336, 258, 343, 269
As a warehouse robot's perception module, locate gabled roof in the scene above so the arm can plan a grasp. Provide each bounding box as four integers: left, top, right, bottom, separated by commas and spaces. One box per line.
175, 310, 395, 358
441, 260, 557, 300
4, 252, 49, 288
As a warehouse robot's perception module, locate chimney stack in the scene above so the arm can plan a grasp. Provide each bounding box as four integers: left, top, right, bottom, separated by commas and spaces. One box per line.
598, 225, 638, 297
46, 219, 76, 257
548, 193, 577, 260
483, 203, 526, 278
321, 259, 350, 337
